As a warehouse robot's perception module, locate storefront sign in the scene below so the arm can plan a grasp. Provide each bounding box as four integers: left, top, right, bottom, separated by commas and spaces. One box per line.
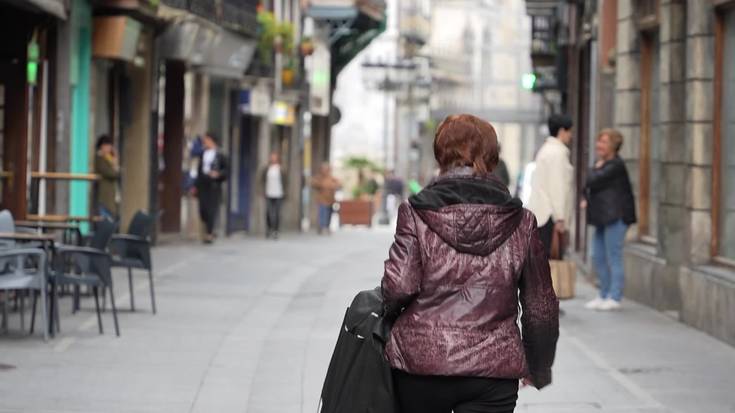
309, 41, 331, 116
269, 101, 296, 126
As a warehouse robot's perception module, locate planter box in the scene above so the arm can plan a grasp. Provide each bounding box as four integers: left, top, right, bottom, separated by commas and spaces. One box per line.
339, 200, 373, 227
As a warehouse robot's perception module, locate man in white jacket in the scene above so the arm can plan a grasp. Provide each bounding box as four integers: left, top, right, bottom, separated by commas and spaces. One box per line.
526, 114, 574, 256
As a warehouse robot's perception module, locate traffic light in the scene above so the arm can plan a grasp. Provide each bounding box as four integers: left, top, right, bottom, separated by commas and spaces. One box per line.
521, 73, 536, 90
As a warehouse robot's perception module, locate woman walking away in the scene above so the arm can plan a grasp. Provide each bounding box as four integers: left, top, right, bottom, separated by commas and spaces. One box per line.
582, 129, 636, 311
382, 114, 560, 413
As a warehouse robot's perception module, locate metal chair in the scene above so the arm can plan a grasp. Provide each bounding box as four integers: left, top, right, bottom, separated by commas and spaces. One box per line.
0, 210, 16, 250
53, 218, 120, 336
110, 211, 156, 314
0, 248, 49, 340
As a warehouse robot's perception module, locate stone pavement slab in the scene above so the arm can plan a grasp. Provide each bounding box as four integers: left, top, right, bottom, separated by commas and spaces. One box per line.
0, 229, 734, 413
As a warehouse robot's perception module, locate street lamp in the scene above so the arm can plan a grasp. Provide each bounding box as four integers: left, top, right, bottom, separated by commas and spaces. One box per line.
361, 58, 417, 225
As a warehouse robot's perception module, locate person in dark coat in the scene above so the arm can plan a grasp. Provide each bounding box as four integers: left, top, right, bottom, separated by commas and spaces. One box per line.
493, 157, 511, 187
94, 135, 120, 219
582, 128, 636, 311
194, 132, 228, 244
382, 114, 559, 413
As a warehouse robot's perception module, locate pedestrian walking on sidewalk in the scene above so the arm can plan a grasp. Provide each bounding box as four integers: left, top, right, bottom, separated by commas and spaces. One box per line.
194, 132, 228, 244
260, 152, 287, 239
382, 114, 559, 413
311, 163, 340, 235
581, 129, 636, 311
94, 135, 120, 220
525, 114, 575, 257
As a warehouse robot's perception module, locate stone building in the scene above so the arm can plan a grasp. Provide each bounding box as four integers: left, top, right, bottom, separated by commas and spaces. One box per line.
612, 0, 735, 346
524, 0, 735, 346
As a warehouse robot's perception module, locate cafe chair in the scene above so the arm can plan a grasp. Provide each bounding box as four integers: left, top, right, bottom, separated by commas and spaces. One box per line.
0, 248, 50, 341
110, 211, 156, 314
53, 218, 120, 336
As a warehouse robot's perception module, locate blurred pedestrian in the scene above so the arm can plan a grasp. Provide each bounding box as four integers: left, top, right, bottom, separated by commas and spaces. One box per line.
94, 135, 120, 220
382, 114, 559, 413
494, 157, 510, 187
260, 152, 287, 240
384, 170, 405, 220
582, 129, 636, 311
526, 114, 574, 256
312, 162, 341, 234
194, 132, 228, 244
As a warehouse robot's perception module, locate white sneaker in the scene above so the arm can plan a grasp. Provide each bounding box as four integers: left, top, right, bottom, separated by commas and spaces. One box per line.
597, 298, 621, 311
584, 297, 605, 310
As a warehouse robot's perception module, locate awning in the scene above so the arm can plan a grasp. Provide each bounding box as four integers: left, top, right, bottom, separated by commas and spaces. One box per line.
305, 1, 385, 75
0, 0, 67, 19
159, 18, 256, 79
307, 5, 358, 20
194, 29, 256, 79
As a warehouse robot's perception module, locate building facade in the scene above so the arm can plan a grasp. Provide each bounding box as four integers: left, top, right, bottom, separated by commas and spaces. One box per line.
0, 0, 384, 240
430, 0, 544, 191
524, 0, 735, 346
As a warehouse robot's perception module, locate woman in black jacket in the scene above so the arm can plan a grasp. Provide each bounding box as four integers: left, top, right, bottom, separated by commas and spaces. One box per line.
582, 129, 636, 311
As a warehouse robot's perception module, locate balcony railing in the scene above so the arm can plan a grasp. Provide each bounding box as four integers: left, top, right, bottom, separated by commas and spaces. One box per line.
161, 0, 258, 36
530, 14, 557, 55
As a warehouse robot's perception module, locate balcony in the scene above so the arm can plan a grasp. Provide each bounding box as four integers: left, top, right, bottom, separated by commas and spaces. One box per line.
529, 13, 557, 68
161, 0, 258, 36
399, 0, 430, 46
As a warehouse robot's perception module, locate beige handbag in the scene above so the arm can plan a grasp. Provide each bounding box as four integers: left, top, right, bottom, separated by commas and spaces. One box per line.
549, 229, 576, 299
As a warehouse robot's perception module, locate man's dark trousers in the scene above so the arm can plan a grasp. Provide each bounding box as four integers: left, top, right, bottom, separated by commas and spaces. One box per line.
198, 177, 221, 235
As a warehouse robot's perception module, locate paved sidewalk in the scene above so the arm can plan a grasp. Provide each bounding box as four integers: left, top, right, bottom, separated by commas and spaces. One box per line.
0, 229, 734, 413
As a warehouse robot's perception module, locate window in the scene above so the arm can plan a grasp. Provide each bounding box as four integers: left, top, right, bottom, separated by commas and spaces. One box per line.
713, 8, 735, 263
639, 33, 661, 242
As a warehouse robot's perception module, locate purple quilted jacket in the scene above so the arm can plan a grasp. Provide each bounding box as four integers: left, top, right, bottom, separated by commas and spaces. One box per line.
381, 170, 559, 389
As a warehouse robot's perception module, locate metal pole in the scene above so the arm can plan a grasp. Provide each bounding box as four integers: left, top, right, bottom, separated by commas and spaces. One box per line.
379, 75, 390, 225
39, 60, 49, 216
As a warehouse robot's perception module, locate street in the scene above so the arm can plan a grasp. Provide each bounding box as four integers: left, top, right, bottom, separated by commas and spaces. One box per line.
1, 229, 734, 413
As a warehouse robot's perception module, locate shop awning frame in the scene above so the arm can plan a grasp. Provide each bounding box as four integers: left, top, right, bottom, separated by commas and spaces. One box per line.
0, 0, 67, 19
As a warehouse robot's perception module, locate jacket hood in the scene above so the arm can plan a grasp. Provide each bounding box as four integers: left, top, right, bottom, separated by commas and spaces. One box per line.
409, 168, 524, 256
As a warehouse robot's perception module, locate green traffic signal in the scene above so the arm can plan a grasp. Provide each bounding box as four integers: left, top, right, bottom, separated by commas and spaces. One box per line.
521, 73, 536, 90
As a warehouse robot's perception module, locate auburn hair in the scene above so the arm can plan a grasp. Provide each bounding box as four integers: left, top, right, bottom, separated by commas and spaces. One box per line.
433, 114, 500, 174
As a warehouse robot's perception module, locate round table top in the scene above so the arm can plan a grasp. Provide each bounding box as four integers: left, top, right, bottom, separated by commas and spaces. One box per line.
14, 221, 80, 230
0, 232, 56, 241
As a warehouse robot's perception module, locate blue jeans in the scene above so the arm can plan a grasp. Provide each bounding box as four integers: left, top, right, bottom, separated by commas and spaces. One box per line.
318, 204, 333, 230
592, 219, 628, 301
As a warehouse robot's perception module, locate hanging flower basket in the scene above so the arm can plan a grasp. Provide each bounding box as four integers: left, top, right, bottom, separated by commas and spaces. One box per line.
300, 38, 314, 56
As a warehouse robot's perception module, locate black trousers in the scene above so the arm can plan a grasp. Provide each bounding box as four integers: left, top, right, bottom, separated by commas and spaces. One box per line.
393, 370, 519, 413
198, 184, 221, 236
266, 197, 282, 233
538, 217, 554, 257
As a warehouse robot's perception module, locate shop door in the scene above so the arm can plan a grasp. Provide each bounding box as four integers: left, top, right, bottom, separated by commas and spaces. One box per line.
0, 63, 29, 218
227, 113, 256, 233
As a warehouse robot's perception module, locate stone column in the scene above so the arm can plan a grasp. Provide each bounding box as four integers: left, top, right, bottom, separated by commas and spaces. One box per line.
653, 0, 688, 311
684, 1, 716, 265
120, 30, 153, 230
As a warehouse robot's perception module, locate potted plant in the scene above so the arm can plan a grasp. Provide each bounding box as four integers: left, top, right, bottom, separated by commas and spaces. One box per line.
256, 11, 294, 63
282, 58, 296, 87
300, 36, 314, 56
339, 156, 382, 227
